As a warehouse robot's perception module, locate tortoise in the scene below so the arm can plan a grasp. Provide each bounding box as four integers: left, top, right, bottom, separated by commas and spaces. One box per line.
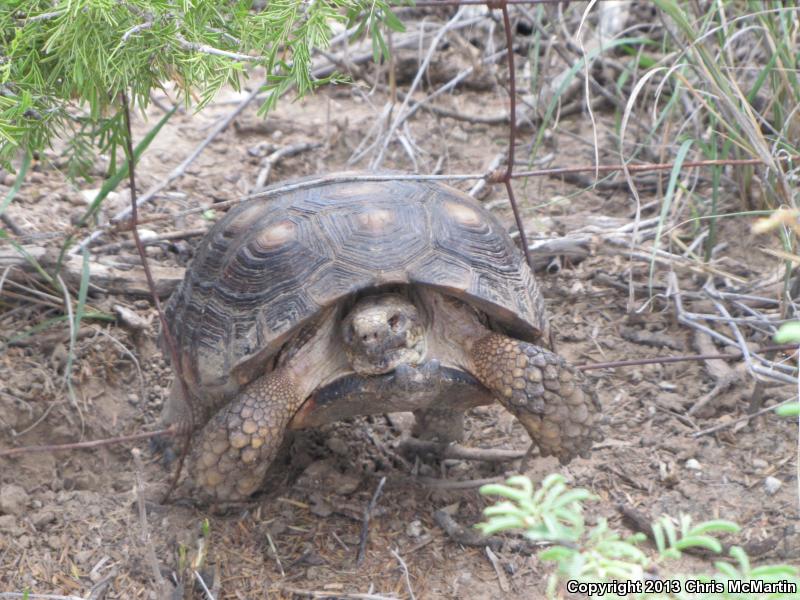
161, 175, 601, 501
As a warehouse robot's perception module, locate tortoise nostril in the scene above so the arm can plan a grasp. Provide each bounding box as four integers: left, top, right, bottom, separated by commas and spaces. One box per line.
388, 314, 404, 330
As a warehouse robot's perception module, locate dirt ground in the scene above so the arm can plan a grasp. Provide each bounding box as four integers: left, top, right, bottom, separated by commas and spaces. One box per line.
1, 11, 799, 600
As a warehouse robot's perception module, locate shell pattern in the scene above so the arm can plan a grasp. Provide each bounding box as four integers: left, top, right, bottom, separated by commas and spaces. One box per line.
165, 178, 547, 405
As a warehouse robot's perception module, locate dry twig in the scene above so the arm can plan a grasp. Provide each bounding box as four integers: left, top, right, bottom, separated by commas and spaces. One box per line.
131, 448, 167, 591
390, 548, 416, 600
400, 438, 526, 461
357, 476, 387, 566
0, 426, 175, 458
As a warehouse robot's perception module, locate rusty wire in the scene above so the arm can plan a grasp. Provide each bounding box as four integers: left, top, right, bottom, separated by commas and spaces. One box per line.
495, 0, 534, 269
121, 92, 193, 501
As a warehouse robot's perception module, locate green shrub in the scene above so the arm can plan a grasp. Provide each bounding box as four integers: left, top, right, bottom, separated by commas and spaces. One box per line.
479, 474, 799, 599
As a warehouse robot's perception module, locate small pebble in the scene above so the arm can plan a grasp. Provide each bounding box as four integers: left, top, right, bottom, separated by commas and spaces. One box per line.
32, 510, 56, 529
309, 497, 333, 518
451, 127, 469, 143
406, 520, 424, 538
0, 515, 21, 535
79, 189, 100, 204
335, 473, 361, 496
751, 458, 768, 469
764, 476, 783, 496
685, 459, 702, 471
0, 484, 29, 516
326, 436, 348, 456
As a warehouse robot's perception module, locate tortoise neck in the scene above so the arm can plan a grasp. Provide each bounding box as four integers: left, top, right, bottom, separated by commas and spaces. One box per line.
283, 308, 350, 400
419, 289, 486, 371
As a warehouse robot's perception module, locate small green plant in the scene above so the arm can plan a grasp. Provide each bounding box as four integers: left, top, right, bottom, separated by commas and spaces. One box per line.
479, 475, 799, 599
0, 0, 406, 172
772, 320, 800, 418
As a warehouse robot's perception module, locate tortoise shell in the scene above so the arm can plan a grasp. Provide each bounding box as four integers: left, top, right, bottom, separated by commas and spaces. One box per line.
166, 177, 548, 405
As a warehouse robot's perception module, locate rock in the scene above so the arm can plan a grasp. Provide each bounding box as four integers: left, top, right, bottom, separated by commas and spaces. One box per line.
0, 515, 22, 535
309, 493, 333, 518
114, 304, 149, 332
296, 459, 338, 488
0, 483, 29, 515
406, 520, 424, 538
80, 189, 121, 208
684, 459, 702, 471
335, 473, 361, 496
296, 459, 361, 495
764, 476, 783, 496
326, 436, 349, 456
32, 510, 56, 529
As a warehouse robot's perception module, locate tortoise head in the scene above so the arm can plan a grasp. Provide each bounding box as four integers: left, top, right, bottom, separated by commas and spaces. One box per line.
341, 293, 426, 375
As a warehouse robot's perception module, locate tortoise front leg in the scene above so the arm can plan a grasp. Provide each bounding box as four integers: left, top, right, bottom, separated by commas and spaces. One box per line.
469, 333, 601, 464
190, 369, 303, 501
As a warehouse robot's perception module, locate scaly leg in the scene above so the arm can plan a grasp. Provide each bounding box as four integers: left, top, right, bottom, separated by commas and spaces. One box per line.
469, 333, 601, 464
190, 370, 303, 501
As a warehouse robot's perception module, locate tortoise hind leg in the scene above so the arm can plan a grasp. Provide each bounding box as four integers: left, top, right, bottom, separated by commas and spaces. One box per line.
190, 370, 303, 501
469, 332, 601, 464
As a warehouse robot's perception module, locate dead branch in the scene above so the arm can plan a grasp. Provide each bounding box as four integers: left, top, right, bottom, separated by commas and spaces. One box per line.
0, 245, 184, 298
669, 273, 797, 385
252, 142, 322, 192
692, 396, 799, 438
433, 509, 536, 554
579, 344, 797, 372
0, 426, 175, 458
687, 330, 743, 416
390, 548, 416, 600
91, 227, 208, 255
400, 438, 526, 461
370, 7, 470, 169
